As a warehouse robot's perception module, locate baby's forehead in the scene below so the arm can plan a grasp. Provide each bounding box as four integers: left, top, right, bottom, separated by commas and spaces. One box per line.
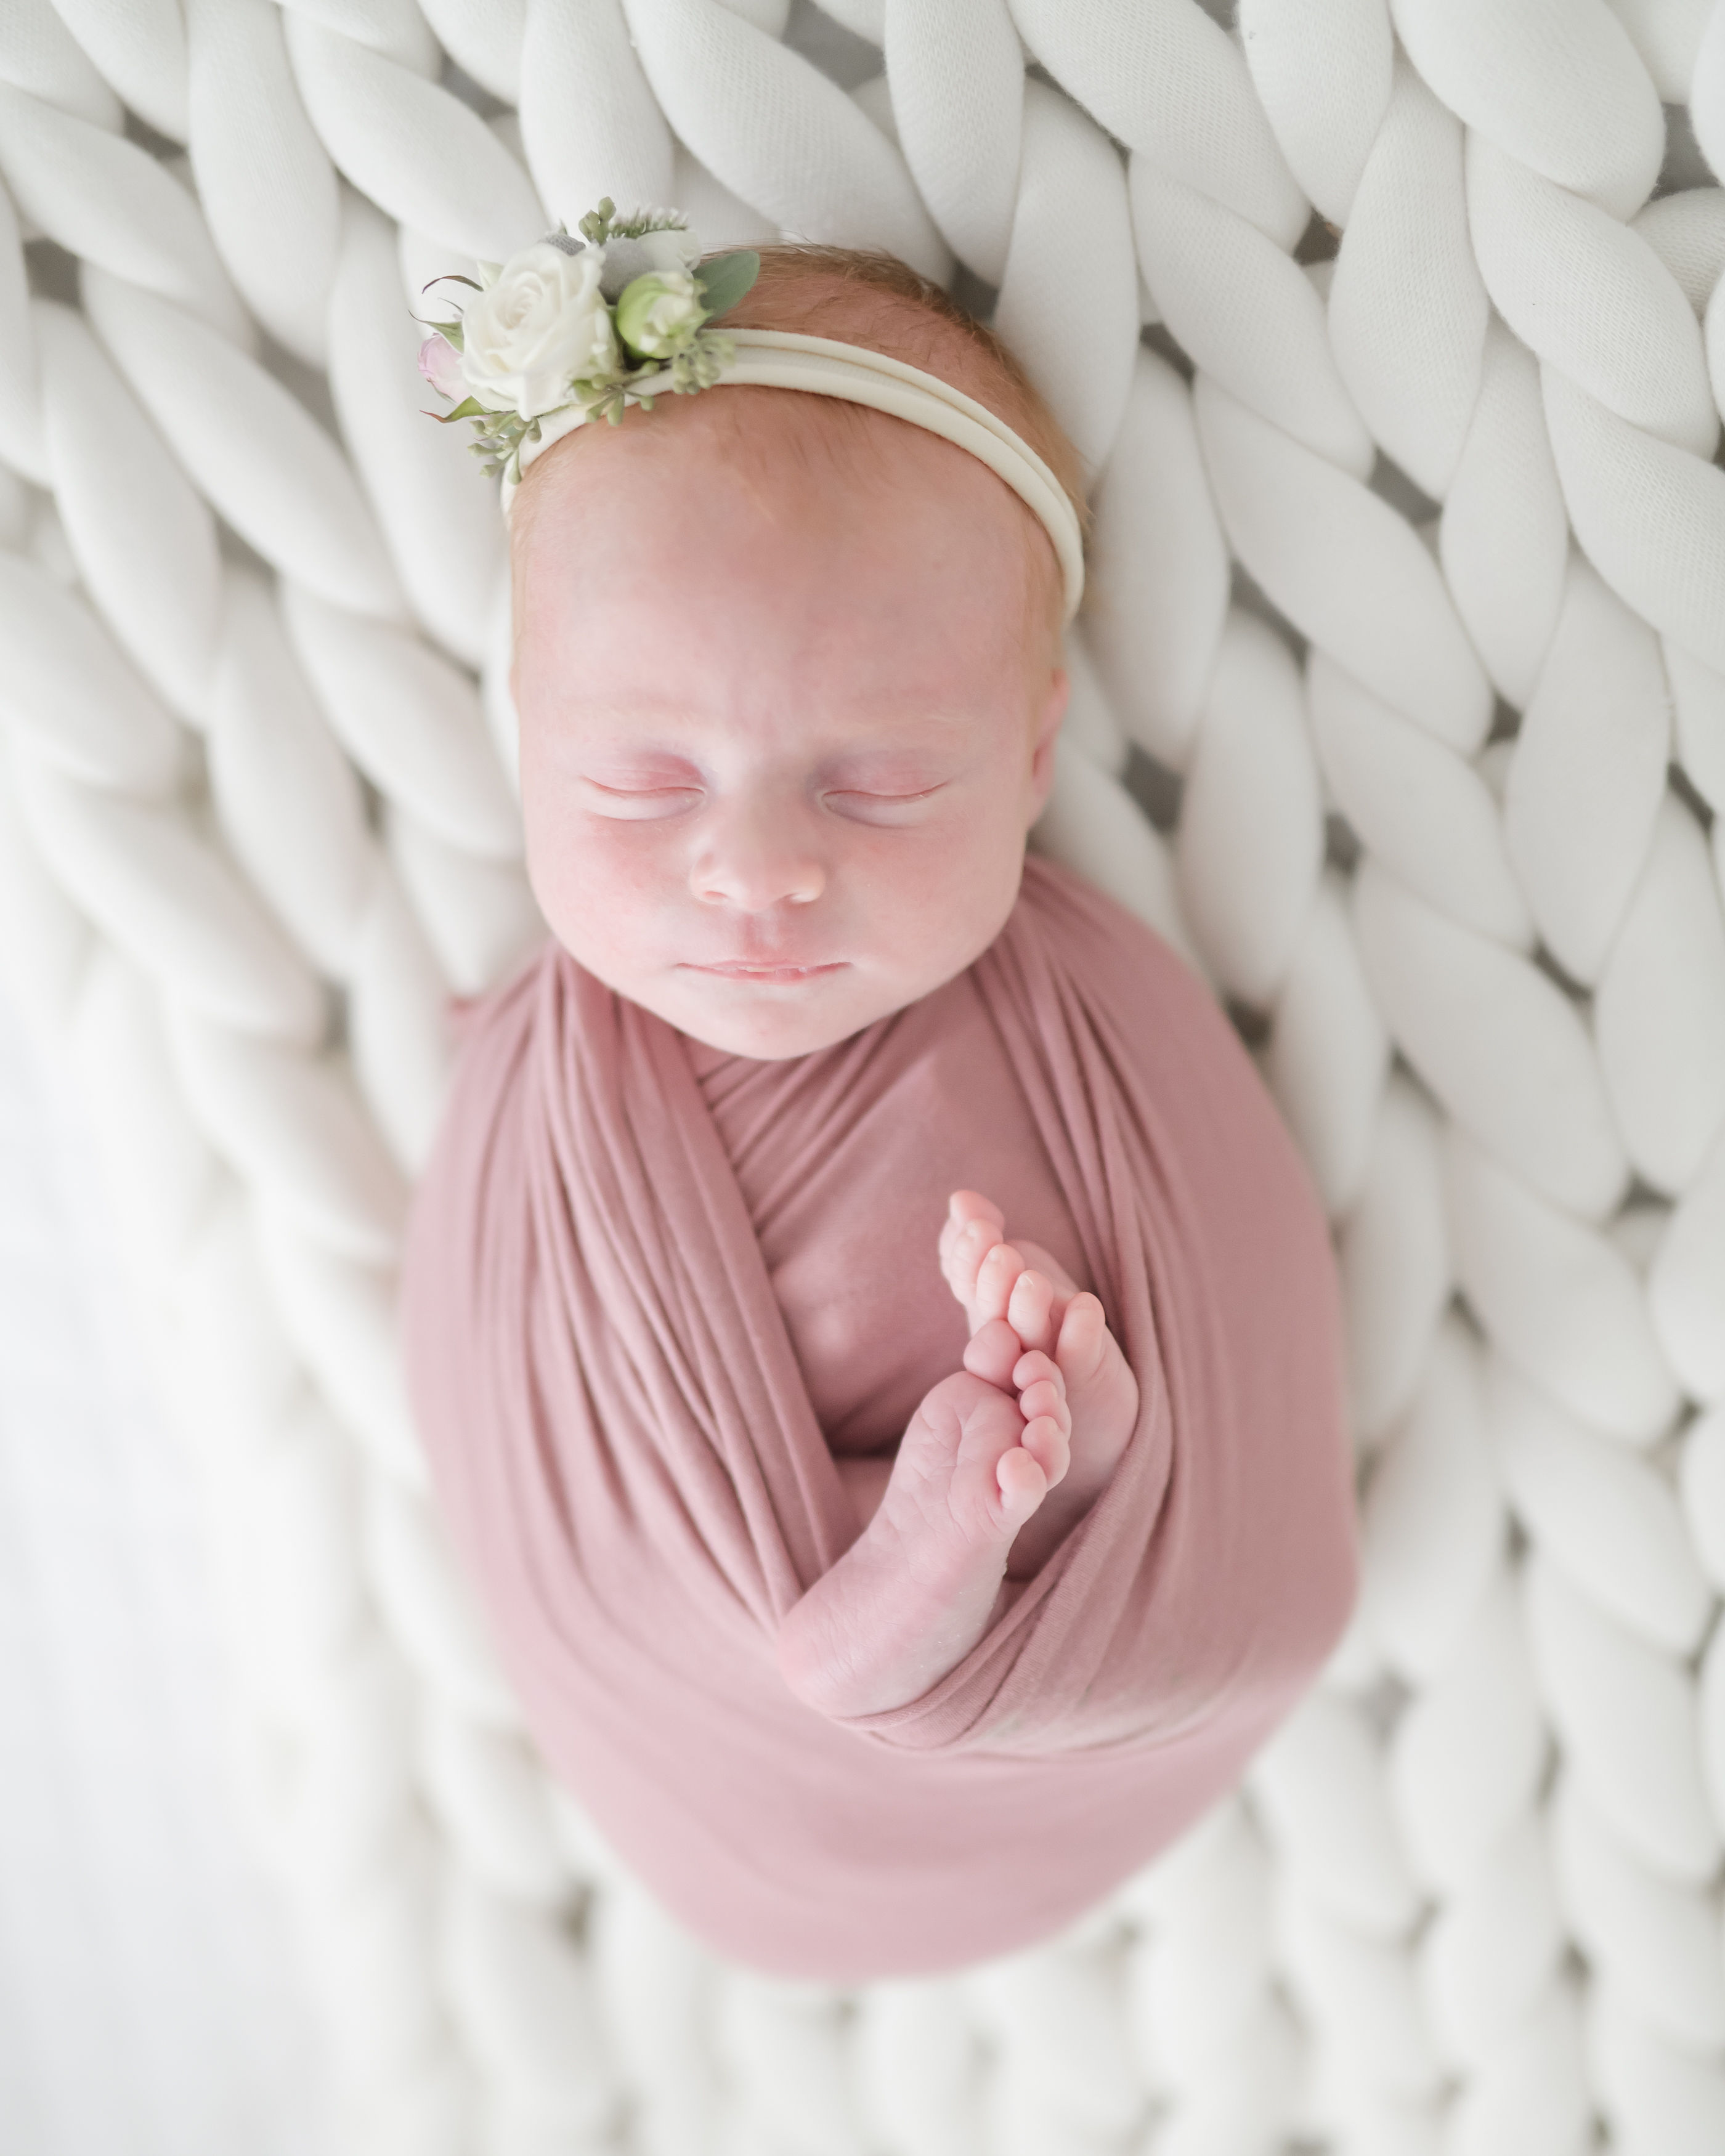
544, 377, 966, 502
516, 385, 1055, 642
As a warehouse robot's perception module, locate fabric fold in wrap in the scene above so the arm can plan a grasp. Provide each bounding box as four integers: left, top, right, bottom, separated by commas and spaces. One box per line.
397, 856, 1358, 1979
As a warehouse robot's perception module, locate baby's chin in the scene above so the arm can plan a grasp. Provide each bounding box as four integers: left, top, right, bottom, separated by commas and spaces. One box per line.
656, 963, 898, 1062
578, 958, 911, 1063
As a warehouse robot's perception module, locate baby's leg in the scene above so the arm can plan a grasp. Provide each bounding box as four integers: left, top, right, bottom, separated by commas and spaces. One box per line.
941, 1191, 1139, 1576
777, 1356, 1070, 1720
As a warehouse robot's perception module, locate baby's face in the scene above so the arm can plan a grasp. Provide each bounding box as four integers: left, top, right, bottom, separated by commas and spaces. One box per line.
511, 397, 1068, 1060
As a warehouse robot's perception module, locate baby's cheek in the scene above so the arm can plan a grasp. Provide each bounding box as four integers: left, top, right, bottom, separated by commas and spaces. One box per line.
866, 812, 1023, 972
526, 801, 674, 965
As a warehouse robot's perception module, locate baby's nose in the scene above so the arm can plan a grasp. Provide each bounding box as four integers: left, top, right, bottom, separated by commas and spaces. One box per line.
692, 852, 825, 909
690, 799, 825, 910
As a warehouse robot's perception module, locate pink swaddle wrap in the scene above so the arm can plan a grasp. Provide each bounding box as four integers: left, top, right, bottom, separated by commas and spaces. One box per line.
397, 854, 1358, 1980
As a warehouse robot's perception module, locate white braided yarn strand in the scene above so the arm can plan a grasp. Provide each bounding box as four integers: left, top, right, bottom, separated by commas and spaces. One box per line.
0, 1, 1722, 2152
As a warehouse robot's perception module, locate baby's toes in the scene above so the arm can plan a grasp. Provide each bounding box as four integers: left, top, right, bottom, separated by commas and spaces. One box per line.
995, 1444, 1049, 1522
1016, 1411, 1070, 1493
962, 1317, 1025, 1392
1054, 1292, 1112, 1388
938, 1218, 980, 1302
1054, 1294, 1140, 1451
1017, 1373, 1070, 1446
1010, 1343, 1067, 1417
946, 1189, 1004, 1235
940, 1205, 1006, 1311
1005, 1266, 1058, 1355
973, 1238, 1028, 1326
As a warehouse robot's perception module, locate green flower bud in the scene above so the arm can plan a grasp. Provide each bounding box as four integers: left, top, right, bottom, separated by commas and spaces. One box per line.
614, 270, 707, 358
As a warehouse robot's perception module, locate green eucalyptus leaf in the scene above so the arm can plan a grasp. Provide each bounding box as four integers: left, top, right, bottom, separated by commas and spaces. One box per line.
424, 272, 482, 294
694, 249, 759, 322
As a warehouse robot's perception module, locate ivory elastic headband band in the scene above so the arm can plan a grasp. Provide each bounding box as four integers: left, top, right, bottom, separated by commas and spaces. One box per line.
500, 328, 1087, 626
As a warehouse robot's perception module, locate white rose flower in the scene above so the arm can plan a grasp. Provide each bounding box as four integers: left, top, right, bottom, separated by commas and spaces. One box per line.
458, 241, 619, 419
598, 225, 702, 300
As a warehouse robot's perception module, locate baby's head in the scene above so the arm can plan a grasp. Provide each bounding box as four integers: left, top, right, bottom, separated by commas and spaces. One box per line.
508, 246, 1087, 1061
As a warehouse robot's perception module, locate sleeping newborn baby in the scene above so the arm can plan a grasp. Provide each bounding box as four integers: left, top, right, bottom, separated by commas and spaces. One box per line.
401, 225, 1358, 1980
506, 248, 1141, 1722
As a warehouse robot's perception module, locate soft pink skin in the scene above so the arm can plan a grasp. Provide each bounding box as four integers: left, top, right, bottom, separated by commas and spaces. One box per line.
937, 1188, 1140, 1571
509, 399, 1129, 1712
778, 1188, 1141, 1719
509, 395, 1068, 1061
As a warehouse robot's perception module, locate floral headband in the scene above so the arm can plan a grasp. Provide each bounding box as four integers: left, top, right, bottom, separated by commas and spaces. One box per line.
414, 198, 1086, 624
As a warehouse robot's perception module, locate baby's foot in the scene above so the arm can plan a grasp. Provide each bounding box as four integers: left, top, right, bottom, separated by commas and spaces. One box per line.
776, 1356, 1071, 1720
939, 1191, 1139, 1576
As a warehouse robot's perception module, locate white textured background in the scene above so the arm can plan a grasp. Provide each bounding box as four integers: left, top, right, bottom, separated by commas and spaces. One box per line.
4, 0, 1725, 2149
0, 983, 331, 2156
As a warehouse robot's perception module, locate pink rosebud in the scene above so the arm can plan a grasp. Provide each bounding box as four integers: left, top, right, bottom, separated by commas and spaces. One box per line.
417, 333, 465, 400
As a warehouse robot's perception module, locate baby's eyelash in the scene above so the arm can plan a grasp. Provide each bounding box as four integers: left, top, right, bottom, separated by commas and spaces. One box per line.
585, 780, 700, 796
829, 785, 943, 803
579, 779, 704, 821
580, 780, 944, 812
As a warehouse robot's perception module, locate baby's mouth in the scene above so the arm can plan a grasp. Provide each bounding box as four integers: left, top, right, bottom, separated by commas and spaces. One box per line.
686, 959, 845, 983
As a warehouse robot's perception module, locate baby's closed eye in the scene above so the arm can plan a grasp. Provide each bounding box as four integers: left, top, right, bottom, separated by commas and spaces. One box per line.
822, 782, 948, 824
576, 776, 950, 824
580, 778, 705, 819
